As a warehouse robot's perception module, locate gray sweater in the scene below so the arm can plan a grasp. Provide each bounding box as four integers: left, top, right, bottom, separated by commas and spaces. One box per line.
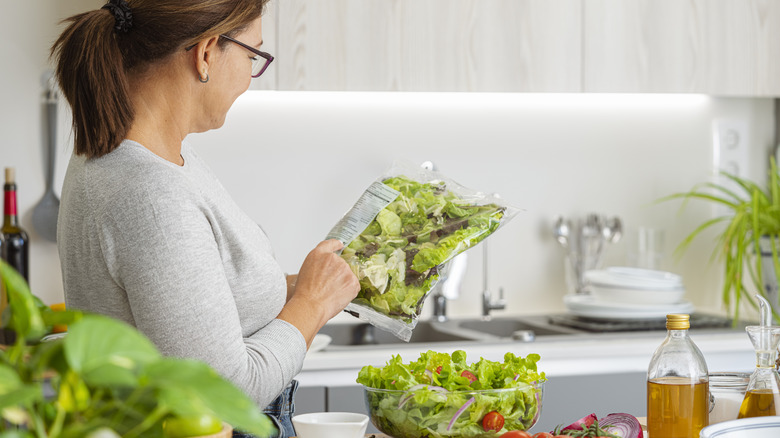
57, 140, 306, 407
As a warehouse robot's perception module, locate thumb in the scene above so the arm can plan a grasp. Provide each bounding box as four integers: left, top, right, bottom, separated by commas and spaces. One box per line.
317, 239, 345, 252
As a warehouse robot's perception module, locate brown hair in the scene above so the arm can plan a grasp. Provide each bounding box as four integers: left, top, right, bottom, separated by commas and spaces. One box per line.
51, 0, 270, 158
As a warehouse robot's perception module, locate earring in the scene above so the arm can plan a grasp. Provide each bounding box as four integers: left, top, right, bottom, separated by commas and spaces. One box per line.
199, 73, 209, 83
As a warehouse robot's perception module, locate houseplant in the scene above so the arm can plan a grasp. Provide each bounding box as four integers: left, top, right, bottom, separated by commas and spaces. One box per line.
664, 158, 780, 324
0, 260, 276, 438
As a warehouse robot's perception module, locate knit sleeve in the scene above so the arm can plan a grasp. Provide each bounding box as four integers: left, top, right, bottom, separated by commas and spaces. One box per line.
97, 177, 306, 407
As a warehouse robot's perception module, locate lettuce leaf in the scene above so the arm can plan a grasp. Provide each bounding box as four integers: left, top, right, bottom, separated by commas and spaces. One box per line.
343, 175, 507, 322
358, 350, 546, 437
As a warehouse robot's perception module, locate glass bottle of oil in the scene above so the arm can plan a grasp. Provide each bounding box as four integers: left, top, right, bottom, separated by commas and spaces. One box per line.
647, 314, 709, 438
737, 295, 780, 418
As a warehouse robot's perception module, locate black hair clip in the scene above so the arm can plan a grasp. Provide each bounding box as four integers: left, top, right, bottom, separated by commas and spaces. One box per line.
102, 0, 133, 33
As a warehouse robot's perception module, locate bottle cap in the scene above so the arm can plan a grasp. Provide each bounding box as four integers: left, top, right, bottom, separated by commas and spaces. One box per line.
4, 167, 14, 184
666, 313, 690, 330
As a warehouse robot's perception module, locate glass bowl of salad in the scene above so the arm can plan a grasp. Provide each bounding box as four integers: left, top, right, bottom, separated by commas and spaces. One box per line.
358, 350, 545, 438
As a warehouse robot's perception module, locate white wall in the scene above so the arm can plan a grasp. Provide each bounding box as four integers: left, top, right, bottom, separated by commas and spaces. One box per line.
0, 1, 776, 324
189, 92, 774, 320
0, 0, 98, 304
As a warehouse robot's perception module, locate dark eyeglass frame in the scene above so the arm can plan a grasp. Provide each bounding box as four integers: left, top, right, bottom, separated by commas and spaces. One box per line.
185, 35, 274, 78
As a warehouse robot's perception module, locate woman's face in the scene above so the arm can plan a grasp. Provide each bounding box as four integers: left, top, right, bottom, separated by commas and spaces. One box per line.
200, 16, 264, 130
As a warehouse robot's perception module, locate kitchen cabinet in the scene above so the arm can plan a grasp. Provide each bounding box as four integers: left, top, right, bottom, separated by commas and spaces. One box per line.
294, 386, 326, 417
270, 0, 582, 92
257, 0, 780, 95
583, 0, 780, 95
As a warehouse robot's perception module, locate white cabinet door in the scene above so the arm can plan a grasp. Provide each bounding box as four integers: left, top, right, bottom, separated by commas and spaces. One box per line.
274, 0, 582, 92
583, 0, 780, 95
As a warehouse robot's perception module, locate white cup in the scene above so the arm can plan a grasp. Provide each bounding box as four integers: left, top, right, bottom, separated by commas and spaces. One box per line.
292, 412, 369, 438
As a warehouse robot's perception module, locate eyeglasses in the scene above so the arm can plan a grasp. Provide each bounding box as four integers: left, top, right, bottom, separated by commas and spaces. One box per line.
185, 35, 274, 78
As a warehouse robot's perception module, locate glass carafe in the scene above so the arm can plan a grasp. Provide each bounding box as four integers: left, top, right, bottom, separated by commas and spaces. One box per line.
737, 325, 780, 418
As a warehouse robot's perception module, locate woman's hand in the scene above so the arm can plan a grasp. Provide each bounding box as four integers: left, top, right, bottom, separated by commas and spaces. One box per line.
276, 239, 359, 346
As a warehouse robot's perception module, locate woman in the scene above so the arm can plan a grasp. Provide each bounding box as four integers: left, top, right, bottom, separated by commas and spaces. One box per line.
51, 1, 360, 437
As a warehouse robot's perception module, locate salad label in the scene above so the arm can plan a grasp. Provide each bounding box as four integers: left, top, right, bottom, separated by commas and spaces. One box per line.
327, 181, 400, 245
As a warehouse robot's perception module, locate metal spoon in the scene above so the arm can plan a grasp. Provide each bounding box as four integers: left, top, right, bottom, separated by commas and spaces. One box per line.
31, 74, 60, 242
604, 216, 623, 243
553, 216, 569, 248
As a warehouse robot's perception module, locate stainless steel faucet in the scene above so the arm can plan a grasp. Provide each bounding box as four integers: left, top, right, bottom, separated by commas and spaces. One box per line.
481, 240, 505, 319
432, 294, 448, 322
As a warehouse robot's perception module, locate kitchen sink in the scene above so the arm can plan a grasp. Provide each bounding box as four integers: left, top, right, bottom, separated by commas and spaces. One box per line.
318, 321, 476, 348
459, 317, 582, 338
318, 315, 588, 350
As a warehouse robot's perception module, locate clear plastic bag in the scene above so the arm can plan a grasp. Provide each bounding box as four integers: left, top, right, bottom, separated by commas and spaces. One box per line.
326, 161, 520, 341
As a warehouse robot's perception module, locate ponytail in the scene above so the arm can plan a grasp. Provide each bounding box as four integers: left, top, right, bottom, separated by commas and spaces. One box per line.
51, 0, 269, 159
51, 10, 134, 158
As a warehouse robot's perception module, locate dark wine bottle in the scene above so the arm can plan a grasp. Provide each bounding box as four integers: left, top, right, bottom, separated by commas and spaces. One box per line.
0, 245, 9, 345
1, 167, 29, 345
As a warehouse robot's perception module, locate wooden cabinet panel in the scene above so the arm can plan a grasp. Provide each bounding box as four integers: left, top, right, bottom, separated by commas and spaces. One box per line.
274, 0, 582, 92
249, 0, 278, 91
583, 0, 780, 95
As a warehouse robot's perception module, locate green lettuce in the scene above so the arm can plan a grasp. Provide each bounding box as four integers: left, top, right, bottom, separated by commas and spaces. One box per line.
357, 350, 546, 438
342, 175, 507, 323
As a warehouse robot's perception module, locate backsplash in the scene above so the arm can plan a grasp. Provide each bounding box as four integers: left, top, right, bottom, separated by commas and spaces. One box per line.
1, 88, 774, 321
188, 91, 774, 320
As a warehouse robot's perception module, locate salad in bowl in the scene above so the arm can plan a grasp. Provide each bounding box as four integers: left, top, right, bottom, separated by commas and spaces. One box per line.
357, 350, 545, 438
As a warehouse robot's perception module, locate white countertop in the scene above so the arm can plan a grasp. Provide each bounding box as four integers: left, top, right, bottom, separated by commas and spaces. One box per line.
296, 329, 756, 388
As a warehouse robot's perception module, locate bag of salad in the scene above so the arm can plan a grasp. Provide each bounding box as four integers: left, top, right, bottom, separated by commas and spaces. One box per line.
326, 161, 520, 341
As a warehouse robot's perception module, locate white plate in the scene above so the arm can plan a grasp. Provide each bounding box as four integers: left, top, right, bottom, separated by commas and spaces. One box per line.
590, 283, 685, 305
586, 267, 683, 290
308, 334, 332, 353
701, 416, 780, 438
564, 294, 694, 320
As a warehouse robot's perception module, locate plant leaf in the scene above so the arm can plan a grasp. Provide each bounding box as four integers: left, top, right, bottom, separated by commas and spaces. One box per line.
145, 358, 276, 437
0, 364, 22, 395
64, 315, 160, 387
0, 385, 42, 412
0, 430, 34, 438
0, 261, 46, 341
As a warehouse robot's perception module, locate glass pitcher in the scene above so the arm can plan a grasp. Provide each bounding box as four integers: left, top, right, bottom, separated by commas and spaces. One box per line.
737, 295, 780, 418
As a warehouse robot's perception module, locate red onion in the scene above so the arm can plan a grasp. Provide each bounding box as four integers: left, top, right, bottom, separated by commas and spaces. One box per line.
599, 413, 643, 438
446, 396, 475, 431
563, 413, 597, 430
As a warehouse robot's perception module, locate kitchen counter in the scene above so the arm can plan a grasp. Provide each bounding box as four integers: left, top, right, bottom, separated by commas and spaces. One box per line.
296, 324, 755, 388
294, 317, 755, 432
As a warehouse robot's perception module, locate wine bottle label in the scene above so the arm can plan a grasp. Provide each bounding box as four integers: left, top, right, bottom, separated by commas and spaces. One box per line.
326, 181, 400, 246
3, 187, 17, 217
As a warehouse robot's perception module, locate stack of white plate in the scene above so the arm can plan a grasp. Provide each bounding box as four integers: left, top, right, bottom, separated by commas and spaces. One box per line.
564, 267, 693, 320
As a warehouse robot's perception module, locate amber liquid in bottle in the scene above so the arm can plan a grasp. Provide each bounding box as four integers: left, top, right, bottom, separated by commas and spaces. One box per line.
647, 377, 709, 438
738, 389, 780, 418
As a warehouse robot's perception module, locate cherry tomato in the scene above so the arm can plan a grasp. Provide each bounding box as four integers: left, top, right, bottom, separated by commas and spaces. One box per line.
533, 433, 554, 438
500, 431, 533, 438
460, 370, 477, 383
163, 414, 222, 438
482, 411, 505, 432
436, 365, 443, 374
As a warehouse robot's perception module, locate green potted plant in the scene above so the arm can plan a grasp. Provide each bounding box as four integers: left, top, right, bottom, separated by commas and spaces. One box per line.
0, 260, 276, 438
664, 158, 780, 324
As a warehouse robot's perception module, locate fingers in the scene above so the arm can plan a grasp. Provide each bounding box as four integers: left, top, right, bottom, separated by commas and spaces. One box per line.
316, 239, 345, 253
